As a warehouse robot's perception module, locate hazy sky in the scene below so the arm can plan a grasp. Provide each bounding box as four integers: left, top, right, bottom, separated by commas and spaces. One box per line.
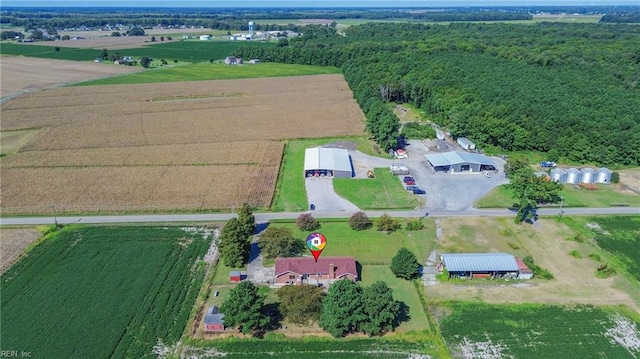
3, 0, 639, 7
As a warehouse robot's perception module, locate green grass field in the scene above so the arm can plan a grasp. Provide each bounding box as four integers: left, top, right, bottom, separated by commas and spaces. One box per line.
438, 302, 640, 358
0, 40, 274, 63
475, 183, 639, 208
73, 62, 341, 86
334, 168, 422, 210
266, 219, 435, 264
0, 225, 211, 358
272, 137, 381, 212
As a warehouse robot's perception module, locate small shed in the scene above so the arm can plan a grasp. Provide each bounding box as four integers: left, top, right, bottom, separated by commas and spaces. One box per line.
204, 306, 225, 332
229, 271, 247, 282
515, 258, 534, 279
457, 137, 476, 151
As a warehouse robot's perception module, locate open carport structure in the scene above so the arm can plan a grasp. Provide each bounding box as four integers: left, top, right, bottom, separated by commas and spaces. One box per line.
426, 151, 496, 173
304, 147, 353, 178
440, 253, 520, 279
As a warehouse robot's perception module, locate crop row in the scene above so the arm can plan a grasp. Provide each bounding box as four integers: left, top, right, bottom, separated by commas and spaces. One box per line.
590, 216, 640, 282
0, 226, 211, 358
439, 302, 640, 358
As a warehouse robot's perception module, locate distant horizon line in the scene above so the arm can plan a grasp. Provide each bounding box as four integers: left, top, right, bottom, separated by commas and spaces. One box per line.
3, 4, 640, 9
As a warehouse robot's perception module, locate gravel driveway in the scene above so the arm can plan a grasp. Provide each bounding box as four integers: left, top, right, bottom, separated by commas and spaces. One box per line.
305, 177, 359, 212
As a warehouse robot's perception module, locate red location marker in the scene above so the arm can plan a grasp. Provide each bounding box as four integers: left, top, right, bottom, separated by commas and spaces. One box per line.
306, 232, 327, 262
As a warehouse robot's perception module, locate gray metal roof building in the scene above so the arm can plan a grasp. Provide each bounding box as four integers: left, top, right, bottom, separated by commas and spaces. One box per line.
440, 253, 519, 272
304, 147, 353, 178
425, 151, 496, 173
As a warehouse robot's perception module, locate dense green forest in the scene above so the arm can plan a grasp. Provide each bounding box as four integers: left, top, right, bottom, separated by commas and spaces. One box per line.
235, 22, 640, 166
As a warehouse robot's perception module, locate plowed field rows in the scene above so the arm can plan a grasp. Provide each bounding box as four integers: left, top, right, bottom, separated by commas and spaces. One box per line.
0, 74, 364, 214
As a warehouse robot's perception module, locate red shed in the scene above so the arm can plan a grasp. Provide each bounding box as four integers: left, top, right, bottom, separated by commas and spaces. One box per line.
204, 306, 225, 332
229, 271, 247, 282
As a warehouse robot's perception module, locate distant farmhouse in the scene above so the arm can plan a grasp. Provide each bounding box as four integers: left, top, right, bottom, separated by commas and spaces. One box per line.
224, 56, 243, 65
274, 256, 358, 286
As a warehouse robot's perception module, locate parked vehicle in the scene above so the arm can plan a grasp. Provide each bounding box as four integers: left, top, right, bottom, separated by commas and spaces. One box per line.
403, 176, 414, 183
412, 188, 426, 195
390, 165, 410, 175
540, 161, 557, 168
405, 185, 419, 192
482, 171, 492, 178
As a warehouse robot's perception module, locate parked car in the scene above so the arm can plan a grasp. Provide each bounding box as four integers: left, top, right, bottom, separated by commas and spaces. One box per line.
405, 179, 415, 185
482, 171, 492, 178
403, 176, 414, 183
405, 185, 419, 192
540, 161, 557, 168
412, 188, 426, 195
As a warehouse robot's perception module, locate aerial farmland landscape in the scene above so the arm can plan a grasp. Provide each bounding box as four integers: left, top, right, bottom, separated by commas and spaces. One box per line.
1, 2, 639, 359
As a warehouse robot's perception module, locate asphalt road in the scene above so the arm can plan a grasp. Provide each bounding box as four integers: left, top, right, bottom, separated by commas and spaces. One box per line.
0, 207, 637, 226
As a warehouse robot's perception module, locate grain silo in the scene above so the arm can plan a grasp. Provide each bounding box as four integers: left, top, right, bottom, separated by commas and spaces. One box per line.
565, 168, 582, 184
550, 168, 567, 183
596, 168, 613, 184
580, 167, 596, 184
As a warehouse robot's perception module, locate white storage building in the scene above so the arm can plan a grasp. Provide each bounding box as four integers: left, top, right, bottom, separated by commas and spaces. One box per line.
304, 147, 353, 178
426, 151, 496, 173
457, 137, 476, 151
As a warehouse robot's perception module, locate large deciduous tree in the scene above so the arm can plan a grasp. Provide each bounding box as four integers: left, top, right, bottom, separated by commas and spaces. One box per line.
276, 284, 325, 325
319, 279, 366, 337
258, 227, 304, 259
237, 203, 256, 239
390, 248, 420, 280
361, 281, 401, 336
220, 281, 269, 335
218, 218, 250, 267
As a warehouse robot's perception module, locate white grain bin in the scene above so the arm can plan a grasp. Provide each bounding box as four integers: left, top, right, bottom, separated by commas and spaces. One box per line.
596, 167, 613, 184
565, 168, 582, 184
580, 167, 596, 184
550, 168, 567, 183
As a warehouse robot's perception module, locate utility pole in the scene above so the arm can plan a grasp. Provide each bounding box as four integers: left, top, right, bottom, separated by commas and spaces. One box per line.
559, 196, 564, 218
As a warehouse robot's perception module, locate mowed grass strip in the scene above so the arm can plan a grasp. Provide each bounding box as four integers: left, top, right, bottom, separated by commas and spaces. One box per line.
334, 168, 421, 210
475, 183, 639, 208
438, 302, 640, 359
74, 62, 342, 86
0, 226, 211, 358
265, 220, 435, 264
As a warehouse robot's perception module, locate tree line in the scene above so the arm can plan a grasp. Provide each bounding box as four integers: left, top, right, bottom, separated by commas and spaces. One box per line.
234, 22, 640, 165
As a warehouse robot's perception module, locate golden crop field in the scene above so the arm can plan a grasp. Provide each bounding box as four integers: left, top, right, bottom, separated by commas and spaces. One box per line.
0, 74, 365, 214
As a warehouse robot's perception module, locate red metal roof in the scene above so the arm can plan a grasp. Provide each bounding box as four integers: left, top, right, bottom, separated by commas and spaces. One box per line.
515, 258, 530, 271
275, 256, 357, 279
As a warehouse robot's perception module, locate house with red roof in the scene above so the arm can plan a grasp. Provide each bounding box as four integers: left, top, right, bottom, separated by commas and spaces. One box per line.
274, 256, 358, 286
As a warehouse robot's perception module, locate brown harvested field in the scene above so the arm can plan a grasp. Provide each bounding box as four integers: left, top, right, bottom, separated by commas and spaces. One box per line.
0, 228, 41, 274
0, 56, 141, 98
429, 217, 640, 312
0, 74, 365, 214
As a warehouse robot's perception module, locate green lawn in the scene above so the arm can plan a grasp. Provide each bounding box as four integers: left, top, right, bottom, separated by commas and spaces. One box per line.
360, 265, 428, 333
334, 168, 423, 210
0, 225, 211, 358
73, 62, 341, 86
272, 137, 383, 212
475, 183, 639, 208
0, 42, 103, 61
266, 219, 436, 264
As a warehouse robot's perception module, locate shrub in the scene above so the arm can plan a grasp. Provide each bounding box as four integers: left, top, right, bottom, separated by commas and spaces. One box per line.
375, 213, 401, 233
523, 256, 554, 280
296, 213, 320, 231
405, 217, 424, 231
349, 211, 372, 231
596, 264, 616, 278
588, 253, 601, 262
508, 242, 520, 250
568, 250, 582, 259
611, 172, 620, 183
390, 248, 420, 280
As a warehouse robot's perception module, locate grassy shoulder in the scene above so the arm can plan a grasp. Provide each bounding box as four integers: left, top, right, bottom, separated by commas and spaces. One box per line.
73, 62, 342, 86
475, 183, 639, 208
333, 168, 424, 210
271, 137, 384, 212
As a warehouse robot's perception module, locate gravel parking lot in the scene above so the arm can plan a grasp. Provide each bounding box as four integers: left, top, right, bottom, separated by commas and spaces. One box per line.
303, 140, 508, 212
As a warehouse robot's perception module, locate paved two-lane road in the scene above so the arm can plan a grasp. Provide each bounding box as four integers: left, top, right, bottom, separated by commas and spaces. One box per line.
1, 207, 637, 226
